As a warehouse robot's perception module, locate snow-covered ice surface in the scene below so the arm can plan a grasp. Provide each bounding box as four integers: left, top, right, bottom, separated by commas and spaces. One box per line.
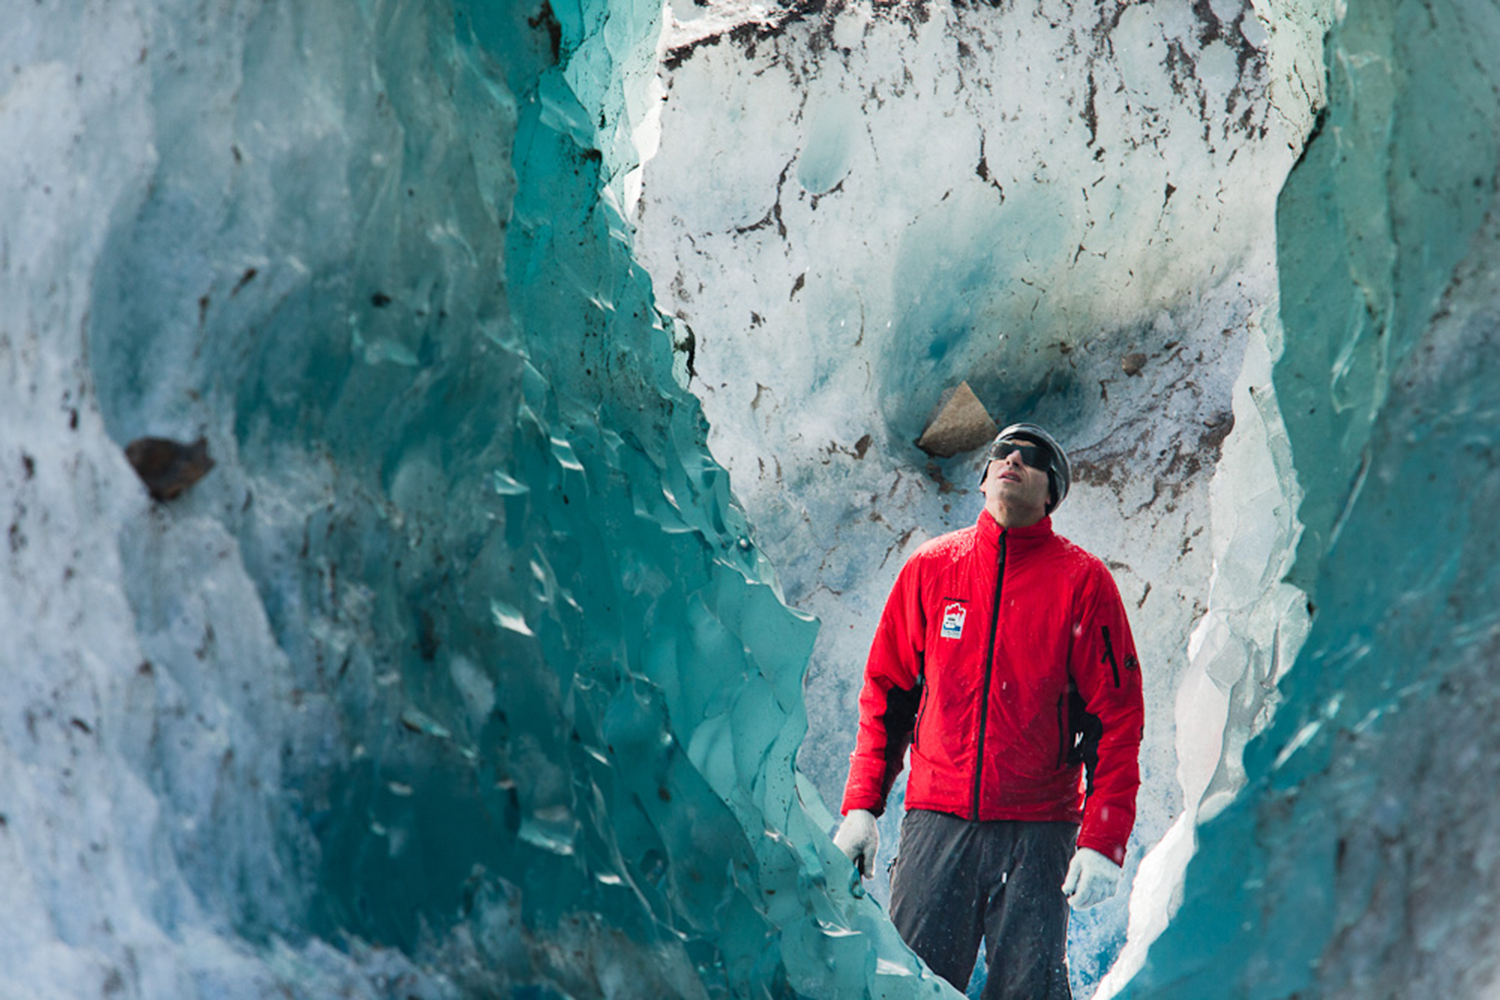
2, 0, 1499, 996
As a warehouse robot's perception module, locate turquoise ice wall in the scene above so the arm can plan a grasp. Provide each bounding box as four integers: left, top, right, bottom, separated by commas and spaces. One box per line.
1274, 0, 1499, 593
72, 0, 938, 995
1124, 0, 1500, 995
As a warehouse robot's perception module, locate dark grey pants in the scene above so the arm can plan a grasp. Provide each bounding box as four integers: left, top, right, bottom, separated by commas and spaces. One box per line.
890, 810, 1077, 1000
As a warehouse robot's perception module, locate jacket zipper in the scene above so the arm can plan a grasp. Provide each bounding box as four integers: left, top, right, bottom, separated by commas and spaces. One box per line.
972, 530, 1007, 821
1102, 625, 1121, 687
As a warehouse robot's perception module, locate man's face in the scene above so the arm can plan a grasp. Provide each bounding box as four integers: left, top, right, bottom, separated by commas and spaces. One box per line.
981, 439, 1052, 522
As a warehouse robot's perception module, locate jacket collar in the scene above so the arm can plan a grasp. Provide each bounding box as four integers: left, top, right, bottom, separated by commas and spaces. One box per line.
976, 509, 1053, 552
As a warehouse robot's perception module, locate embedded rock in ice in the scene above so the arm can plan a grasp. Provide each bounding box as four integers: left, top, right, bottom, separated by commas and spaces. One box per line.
916, 381, 997, 459
124, 437, 217, 501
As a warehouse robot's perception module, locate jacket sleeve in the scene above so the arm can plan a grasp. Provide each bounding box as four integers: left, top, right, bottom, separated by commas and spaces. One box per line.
1069, 564, 1145, 864
840, 558, 926, 817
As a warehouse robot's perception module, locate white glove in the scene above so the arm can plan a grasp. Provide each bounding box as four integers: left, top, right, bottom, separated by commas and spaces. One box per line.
833, 809, 880, 877
1062, 847, 1121, 910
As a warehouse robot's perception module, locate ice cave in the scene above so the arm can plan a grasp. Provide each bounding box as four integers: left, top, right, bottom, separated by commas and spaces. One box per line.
1, 0, 1497, 996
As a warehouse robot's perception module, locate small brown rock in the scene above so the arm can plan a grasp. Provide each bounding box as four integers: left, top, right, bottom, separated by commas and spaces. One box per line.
1122, 353, 1148, 377
916, 381, 998, 458
125, 436, 215, 501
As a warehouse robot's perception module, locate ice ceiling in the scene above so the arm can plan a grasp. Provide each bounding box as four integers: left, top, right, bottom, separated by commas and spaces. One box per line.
0, 0, 1497, 997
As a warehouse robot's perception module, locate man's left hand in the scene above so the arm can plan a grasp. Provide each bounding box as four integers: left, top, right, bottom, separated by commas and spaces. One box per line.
1062, 847, 1121, 909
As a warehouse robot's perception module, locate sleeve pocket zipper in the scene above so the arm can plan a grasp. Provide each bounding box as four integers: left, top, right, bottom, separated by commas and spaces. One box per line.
1101, 625, 1121, 688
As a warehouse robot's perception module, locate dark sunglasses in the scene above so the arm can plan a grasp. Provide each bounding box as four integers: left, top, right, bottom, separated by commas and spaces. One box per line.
987, 438, 1052, 472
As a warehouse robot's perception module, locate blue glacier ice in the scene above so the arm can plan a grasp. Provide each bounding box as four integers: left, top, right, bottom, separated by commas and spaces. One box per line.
2, 0, 937, 996
1120, 0, 1500, 995
0, 0, 1497, 996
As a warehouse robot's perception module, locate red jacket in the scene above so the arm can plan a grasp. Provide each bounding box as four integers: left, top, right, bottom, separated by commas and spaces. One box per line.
841, 511, 1144, 864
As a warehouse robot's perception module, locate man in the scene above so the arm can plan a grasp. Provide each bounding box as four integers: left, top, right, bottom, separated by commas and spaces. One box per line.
833, 423, 1144, 1000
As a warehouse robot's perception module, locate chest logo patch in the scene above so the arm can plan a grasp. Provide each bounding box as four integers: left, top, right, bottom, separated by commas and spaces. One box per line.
940, 602, 967, 640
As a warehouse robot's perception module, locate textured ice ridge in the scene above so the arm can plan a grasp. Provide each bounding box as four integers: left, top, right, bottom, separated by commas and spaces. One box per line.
0, 0, 948, 997
1122, 0, 1500, 995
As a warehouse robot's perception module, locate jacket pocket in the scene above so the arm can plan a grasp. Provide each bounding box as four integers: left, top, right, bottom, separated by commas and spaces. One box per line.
913, 680, 929, 751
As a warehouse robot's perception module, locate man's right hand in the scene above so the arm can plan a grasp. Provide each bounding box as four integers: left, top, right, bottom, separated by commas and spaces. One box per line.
833, 809, 880, 876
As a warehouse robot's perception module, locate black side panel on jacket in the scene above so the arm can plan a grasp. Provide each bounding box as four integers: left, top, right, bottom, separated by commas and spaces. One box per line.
879, 678, 922, 808
1067, 686, 1103, 794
